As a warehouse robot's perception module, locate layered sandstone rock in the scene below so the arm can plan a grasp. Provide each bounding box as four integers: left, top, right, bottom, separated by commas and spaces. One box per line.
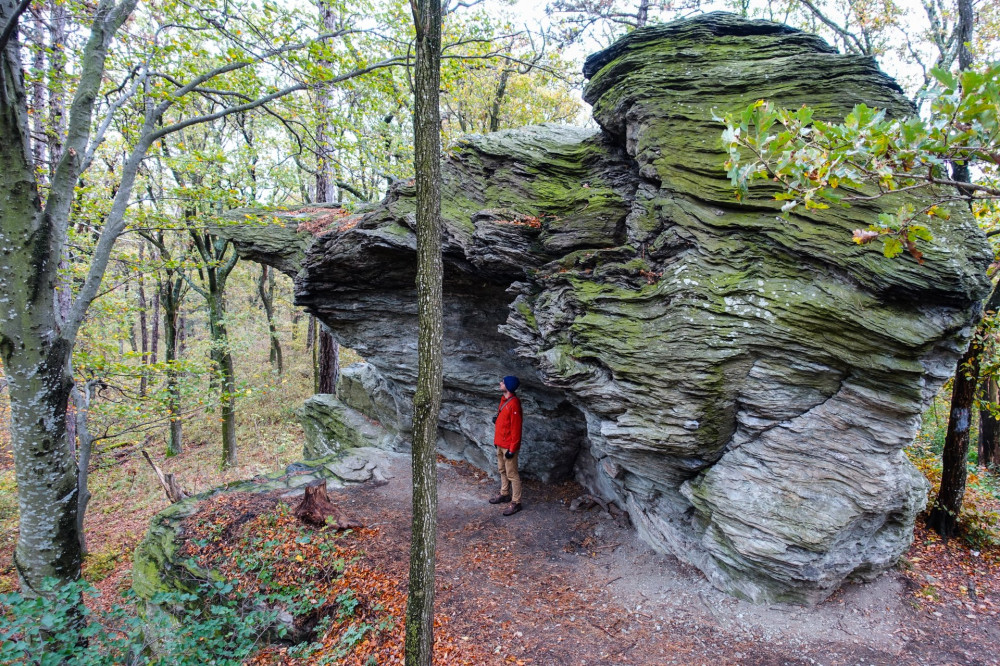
223, 13, 990, 602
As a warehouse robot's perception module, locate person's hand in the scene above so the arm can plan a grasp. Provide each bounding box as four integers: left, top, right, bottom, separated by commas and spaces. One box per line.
504, 450, 513, 459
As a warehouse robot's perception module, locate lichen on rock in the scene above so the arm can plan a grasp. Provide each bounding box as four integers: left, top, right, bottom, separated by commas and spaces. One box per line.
218, 12, 990, 603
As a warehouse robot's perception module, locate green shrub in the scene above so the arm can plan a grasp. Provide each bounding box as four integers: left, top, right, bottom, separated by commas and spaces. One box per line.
0, 578, 279, 665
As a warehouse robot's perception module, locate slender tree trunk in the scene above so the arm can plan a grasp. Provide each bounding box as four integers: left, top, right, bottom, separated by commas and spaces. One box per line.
162, 276, 183, 456
488, 69, 510, 133
405, 0, 443, 662
928, 0, 981, 538
138, 245, 149, 397
151, 289, 160, 365
978, 377, 999, 468
318, 325, 338, 394
307, 314, 316, 351
257, 265, 283, 375
178, 314, 187, 356
315, 0, 339, 205
71, 381, 96, 556
206, 282, 237, 467
28, 7, 46, 176
46, 0, 67, 169
951, 0, 975, 185
636, 0, 651, 27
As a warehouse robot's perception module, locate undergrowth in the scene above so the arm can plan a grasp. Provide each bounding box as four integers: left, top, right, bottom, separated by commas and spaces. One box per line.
909, 389, 1000, 550
0, 577, 283, 665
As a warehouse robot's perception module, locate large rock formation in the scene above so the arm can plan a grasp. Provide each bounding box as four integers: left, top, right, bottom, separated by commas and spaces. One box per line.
227, 13, 990, 603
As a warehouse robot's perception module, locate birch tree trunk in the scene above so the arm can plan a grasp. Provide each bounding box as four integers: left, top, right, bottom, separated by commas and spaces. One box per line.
404, 0, 443, 662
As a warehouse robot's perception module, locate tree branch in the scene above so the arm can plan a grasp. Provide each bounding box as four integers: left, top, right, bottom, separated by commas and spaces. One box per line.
0, 0, 33, 54
797, 0, 868, 54
148, 56, 405, 145
82, 66, 146, 171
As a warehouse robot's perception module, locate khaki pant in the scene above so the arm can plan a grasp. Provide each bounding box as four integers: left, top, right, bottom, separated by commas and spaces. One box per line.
497, 447, 521, 503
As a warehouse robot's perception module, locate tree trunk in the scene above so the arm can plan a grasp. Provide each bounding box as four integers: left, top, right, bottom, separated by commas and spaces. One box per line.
190, 232, 239, 467
71, 381, 96, 556
957, 0, 974, 72
978, 377, 999, 469
0, 7, 82, 594
928, 344, 979, 537
207, 286, 237, 467
405, 0, 443, 662
635, 0, 651, 28
161, 275, 183, 456
951, 0, 974, 185
488, 69, 511, 133
928, 0, 980, 537
928, 283, 1000, 537
318, 325, 338, 394
28, 7, 46, 175
315, 0, 339, 205
3, 348, 81, 594
46, 0, 67, 168
178, 313, 187, 356
141, 450, 188, 503
138, 244, 149, 397
257, 265, 283, 375
151, 290, 160, 365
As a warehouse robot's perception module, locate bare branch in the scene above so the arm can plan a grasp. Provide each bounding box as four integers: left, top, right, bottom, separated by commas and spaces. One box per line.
82, 66, 146, 171
797, 0, 868, 54
149, 56, 406, 144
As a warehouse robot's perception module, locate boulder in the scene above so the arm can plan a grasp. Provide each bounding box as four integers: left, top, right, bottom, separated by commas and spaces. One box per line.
298, 393, 401, 459
222, 13, 990, 603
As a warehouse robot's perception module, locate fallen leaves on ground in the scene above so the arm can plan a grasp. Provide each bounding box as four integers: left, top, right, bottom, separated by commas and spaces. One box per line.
902, 520, 1000, 617
178, 490, 489, 665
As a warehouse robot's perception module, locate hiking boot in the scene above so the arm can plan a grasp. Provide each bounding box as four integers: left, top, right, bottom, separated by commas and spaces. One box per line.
503, 502, 522, 516
489, 493, 511, 505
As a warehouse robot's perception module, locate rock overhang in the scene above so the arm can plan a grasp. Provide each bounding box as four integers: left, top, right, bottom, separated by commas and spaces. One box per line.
221, 12, 990, 604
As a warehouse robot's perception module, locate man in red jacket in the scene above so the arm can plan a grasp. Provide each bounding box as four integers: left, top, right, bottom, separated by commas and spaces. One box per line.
490, 375, 523, 516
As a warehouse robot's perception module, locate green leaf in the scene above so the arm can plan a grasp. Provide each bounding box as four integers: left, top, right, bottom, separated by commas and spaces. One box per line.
882, 237, 904, 258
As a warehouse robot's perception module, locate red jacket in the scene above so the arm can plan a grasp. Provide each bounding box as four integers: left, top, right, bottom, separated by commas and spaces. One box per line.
493, 395, 522, 454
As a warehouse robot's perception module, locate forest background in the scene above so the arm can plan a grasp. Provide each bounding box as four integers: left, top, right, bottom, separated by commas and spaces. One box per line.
0, 0, 999, 662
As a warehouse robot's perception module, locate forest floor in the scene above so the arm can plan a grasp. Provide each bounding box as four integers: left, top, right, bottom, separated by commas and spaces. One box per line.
148, 449, 1000, 666
1, 376, 999, 664
280, 452, 1000, 666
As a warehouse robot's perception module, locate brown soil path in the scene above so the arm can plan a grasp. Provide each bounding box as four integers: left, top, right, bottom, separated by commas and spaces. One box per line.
343, 452, 1000, 666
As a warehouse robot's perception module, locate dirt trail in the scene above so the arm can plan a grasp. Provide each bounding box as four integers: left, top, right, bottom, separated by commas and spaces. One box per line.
341, 452, 999, 666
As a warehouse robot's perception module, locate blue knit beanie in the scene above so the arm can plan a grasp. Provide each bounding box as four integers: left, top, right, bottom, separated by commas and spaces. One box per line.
502, 375, 520, 393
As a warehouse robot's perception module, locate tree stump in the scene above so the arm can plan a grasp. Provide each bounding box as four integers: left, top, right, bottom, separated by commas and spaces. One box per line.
141, 450, 188, 503
293, 480, 360, 529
